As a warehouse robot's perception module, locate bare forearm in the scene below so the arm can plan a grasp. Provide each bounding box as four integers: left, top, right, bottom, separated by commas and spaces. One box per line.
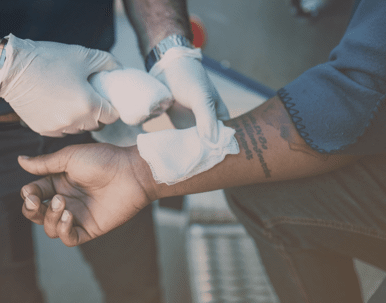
132, 96, 360, 201
122, 0, 193, 57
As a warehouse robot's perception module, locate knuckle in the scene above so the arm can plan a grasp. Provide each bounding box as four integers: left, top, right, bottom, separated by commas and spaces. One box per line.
21, 206, 33, 219
44, 226, 57, 239
59, 231, 77, 247
63, 240, 77, 247
60, 238, 77, 247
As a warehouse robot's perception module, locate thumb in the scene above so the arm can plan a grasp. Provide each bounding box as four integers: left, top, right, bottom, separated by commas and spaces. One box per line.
192, 100, 220, 143
85, 48, 123, 75
18, 147, 74, 176
215, 98, 230, 121
91, 88, 120, 125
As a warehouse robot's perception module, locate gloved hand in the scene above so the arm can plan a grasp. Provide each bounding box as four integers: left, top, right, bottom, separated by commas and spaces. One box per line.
0, 34, 121, 137
149, 47, 230, 143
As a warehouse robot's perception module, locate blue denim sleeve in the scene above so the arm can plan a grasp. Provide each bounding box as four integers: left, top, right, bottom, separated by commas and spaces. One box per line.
278, 0, 386, 155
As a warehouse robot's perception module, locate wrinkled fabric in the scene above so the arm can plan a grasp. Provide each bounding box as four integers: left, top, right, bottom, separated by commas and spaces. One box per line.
278, 0, 386, 154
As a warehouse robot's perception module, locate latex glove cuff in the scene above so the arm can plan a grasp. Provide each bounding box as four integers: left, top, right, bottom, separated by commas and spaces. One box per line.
149, 47, 203, 78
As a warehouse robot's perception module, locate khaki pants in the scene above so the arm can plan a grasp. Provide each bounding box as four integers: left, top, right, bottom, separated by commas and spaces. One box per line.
225, 154, 386, 303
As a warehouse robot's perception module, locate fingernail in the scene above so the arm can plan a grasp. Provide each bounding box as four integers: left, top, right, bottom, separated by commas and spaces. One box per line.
25, 196, 37, 210
51, 196, 62, 211
61, 210, 70, 222
19, 155, 30, 160
22, 188, 29, 199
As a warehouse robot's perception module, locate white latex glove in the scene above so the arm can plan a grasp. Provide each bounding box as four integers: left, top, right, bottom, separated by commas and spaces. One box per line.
0, 34, 121, 137
89, 68, 173, 126
91, 118, 146, 147
149, 47, 230, 143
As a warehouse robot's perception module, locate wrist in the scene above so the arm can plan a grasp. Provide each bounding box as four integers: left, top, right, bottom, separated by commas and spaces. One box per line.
145, 34, 193, 72
125, 144, 189, 202
124, 145, 160, 202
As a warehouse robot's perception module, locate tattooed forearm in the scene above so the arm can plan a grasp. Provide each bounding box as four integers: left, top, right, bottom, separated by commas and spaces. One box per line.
260, 97, 329, 161
230, 116, 272, 178
230, 120, 253, 160
245, 115, 271, 178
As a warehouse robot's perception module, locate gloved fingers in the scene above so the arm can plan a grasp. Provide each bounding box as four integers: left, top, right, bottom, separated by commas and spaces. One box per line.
92, 88, 120, 125
205, 78, 230, 121
73, 82, 119, 127
22, 194, 48, 225
61, 122, 104, 135
38, 130, 67, 138
192, 101, 220, 142
85, 48, 123, 76
215, 100, 230, 120
94, 122, 105, 132
44, 195, 66, 239
61, 129, 86, 135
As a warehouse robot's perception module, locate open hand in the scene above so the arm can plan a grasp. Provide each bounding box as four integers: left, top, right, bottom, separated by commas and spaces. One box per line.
18, 143, 154, 246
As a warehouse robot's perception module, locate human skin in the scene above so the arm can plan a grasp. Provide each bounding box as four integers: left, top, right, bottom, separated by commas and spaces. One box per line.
18, 95, 360, 247
123, 0, 193, 57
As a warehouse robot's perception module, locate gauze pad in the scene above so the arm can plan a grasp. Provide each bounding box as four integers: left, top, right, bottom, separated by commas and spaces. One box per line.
90, 69, 173, 125
137, 120, 239, 185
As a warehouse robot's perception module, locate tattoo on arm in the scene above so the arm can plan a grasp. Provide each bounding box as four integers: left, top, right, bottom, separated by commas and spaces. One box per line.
229, 116, 272, 178
260, 99, 329, 161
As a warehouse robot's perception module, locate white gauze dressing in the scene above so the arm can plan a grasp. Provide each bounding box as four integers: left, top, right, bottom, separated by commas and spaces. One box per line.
90, 68, 239, 185
137, 121, 239, 185
89, 68, 174, 125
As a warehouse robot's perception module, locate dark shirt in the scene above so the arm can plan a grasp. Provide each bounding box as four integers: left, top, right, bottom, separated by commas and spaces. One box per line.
0, 0, 114, 115
278, 0, 386, 155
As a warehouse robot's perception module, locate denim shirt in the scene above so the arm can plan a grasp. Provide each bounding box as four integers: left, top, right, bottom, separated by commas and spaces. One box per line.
0, 0, 114, 115
278, 0, 386, 155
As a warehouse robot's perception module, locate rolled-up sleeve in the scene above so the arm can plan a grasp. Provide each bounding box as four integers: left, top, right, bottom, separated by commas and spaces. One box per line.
278, 0, 386, 155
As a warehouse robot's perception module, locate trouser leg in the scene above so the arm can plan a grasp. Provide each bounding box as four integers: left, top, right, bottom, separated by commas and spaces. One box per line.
0, 192, 45, 303
368, 277, 386, 303
79, 204, 162, 303
0, 128, 45, 303
224, 154, 386, 303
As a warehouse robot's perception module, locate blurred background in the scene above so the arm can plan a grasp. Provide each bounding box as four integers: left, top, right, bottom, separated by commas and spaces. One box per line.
32, 0, 386, 302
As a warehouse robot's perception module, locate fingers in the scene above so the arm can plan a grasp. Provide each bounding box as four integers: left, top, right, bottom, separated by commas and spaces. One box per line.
18, 146, 73, 176
209, 84, 230, 121
23, 193, 91, 246
48, 205, 92, 247
95, 122, 105, 132
216, 99, 231, 121
86, 48, 123, 75
21, 176, 57, 203
22, 194, 47, 225
34, 129, 67, 138
92, 88, 120, 125
192, 101, 219, 142
43, 195, 66, 238
21, 177, 59, 225
59, 211, 92, 247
